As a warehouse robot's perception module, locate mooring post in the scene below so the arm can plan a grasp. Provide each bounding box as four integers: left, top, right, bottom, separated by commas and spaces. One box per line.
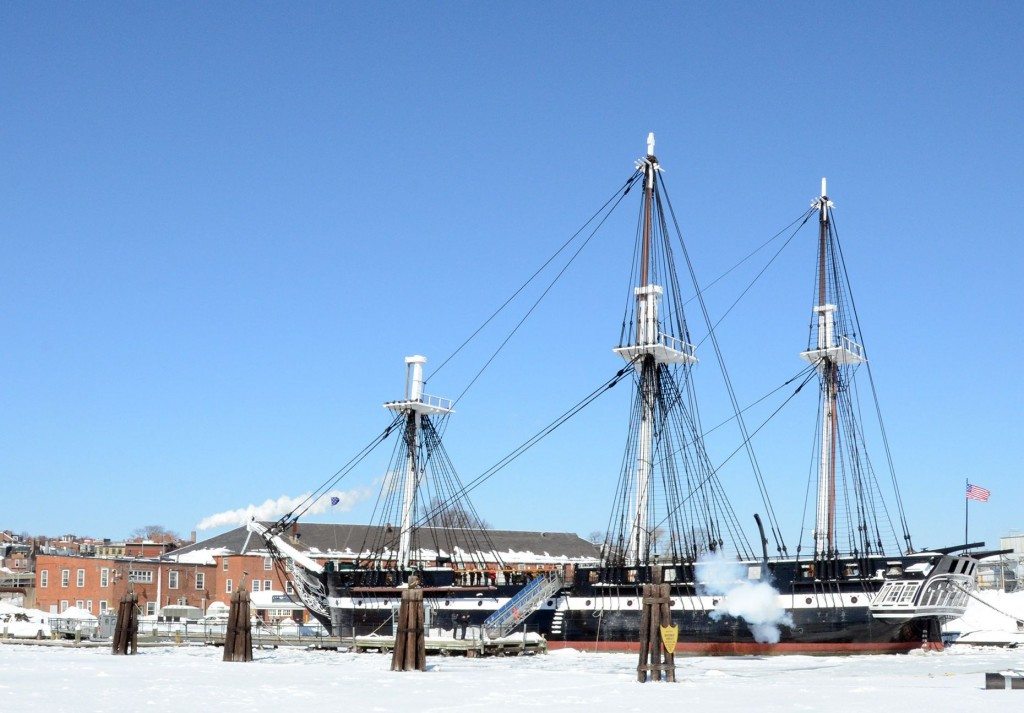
648, 575, 662, 680
636, 582, 651, 682
112, 589, 139, 655
223, 583, 253, 662
637, 566, 676, 683
659, 579, 676, 682
391, 577, 426, 672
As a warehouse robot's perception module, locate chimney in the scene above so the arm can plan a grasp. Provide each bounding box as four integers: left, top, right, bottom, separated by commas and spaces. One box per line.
189, 530, 196, 544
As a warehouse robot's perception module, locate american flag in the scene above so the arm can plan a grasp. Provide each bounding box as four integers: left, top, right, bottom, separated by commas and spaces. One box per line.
966, 483, 990, 502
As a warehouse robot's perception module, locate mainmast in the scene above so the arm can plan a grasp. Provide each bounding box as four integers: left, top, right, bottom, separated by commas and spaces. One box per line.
384, 355, 453, 570
800, 179, 865, 557
613, 133, 697, 566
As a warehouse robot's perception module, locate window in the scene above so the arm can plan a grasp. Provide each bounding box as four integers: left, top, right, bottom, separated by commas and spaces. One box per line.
40, 570, 49, 588
60, 600, 68, 612
177, 597, 187, 606
285, 581, 294, 595
264, 580, 272, 591
226, 579, 233, 594
128, 570, 154, 584
61, 569, 70, 587
100, 601, 108, 614
195, 572, 205, 590
264, 557, 273, 571
223, 559, 229, 571
76, 569, 85, 587
252, 580, 261, 592
168, 571, 179, 589
100, 568, 109, 587
146, 603, 156, 616
86, 600, 93, 613
75, 600, 84, 609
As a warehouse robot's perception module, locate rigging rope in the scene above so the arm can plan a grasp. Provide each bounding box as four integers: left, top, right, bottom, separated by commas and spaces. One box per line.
952, 581, 1024, 624
649, 365, 818, 548
693, 209, 814, 349
412, 360, 638, 531
658, 173, 789, 556
446, 175, 639, 409
272, 412, 405, 529
427, 170, 642, 386
828, 206, 913, 552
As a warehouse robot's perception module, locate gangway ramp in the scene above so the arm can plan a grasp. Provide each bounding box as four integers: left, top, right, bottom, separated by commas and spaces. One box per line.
483, 571, 564, 639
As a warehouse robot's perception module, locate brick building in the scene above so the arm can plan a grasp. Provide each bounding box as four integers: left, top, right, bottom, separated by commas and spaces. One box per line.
34, 555, 217, 617
34, 522, 598, 623
33, 551, 299, 620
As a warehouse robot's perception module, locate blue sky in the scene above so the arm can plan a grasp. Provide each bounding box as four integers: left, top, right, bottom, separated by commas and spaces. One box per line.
2, 3, 1021, 552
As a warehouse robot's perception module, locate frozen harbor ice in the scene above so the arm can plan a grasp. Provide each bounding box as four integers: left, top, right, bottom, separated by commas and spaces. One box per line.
1, 643, 1022, 712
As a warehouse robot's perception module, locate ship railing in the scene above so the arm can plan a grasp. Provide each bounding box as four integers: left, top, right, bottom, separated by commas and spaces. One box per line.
836, 335, 865, 360
418, 393, 453, 411
647, 332, 696, 358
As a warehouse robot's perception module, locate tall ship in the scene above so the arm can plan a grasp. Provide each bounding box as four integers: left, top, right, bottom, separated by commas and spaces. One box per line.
252, 135, 983, 653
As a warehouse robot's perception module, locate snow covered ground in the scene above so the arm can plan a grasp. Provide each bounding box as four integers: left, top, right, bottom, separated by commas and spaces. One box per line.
944, 590, 1024, 645
1, 643, 1022, 712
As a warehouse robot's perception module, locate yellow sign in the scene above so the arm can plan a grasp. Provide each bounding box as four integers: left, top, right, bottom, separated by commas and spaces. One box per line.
660, 625, 679, 654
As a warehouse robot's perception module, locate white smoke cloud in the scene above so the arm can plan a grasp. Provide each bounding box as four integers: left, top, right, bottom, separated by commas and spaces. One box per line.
196, 488, 369, 531
695, 551, 794, 644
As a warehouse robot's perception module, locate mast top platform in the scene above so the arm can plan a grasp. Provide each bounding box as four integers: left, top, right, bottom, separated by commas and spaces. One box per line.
384, 354, 453, 415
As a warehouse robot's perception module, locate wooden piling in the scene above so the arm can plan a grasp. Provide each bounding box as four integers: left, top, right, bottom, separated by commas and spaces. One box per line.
223, 588, 253, 662
391, 583, 426, 672
636, 568, 676, 683
111, 591, 139, 655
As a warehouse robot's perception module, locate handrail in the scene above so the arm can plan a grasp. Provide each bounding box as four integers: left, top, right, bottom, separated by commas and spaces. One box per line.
418, 393, 453, 411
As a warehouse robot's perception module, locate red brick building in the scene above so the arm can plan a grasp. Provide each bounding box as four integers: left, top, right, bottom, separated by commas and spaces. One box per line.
33, 552, 299, 619
34, 555, 217, 616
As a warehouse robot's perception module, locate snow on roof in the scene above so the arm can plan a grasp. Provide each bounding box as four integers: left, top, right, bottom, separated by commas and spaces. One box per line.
168, 547, 232, 565
173, 523, 599, 563
250, 590, 304, 609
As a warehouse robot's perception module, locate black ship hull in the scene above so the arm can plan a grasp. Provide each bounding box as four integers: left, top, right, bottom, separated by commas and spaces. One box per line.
312, 554, 958, 655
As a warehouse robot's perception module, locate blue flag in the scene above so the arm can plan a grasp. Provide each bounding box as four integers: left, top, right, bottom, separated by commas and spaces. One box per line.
330, 496, 340, 506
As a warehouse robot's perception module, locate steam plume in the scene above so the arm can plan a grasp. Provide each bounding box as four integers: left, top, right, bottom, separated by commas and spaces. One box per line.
696, 551, 794, 644
196, 488, 368, 530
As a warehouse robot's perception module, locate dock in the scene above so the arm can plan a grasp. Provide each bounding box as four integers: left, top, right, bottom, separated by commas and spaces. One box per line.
1, 628, 547, 656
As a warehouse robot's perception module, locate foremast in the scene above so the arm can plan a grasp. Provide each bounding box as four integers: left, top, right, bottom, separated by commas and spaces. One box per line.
384, 355, 453, 570
799, 179, 865, 558
612, 133, 697, 566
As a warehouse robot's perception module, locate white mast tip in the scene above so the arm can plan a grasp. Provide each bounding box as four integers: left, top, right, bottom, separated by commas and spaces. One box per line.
821, 177, 827, 197
647, 132, 655, 157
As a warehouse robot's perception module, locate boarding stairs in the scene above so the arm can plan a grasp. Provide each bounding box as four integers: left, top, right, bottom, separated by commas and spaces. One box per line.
483, 571, 564, 639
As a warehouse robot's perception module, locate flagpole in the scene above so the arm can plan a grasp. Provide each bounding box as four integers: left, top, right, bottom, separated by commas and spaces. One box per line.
964, 478, 969, 548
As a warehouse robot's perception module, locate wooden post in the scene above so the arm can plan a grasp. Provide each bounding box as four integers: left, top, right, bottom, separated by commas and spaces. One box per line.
637, 567, 676, 682
659, 581, 675, 682
636, 583, 651, 682
223, 590, 237, 660
223, 588, 253, 662
391, 581, 426, 672
112, 591, 139, 655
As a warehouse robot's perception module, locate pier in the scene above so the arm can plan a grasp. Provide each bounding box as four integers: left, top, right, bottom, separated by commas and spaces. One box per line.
1, 626, 547, 656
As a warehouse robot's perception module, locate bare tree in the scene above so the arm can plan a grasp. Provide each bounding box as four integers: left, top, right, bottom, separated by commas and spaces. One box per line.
423, 498, 490, 530
130, 525, 181, 542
